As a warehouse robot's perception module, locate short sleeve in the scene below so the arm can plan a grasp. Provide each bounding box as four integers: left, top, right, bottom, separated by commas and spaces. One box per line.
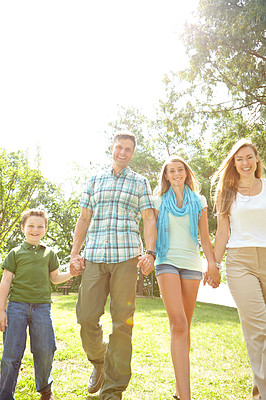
153, 196, 162, 211
199, 194, 208, 208
1, 249, 17, 274
48, 250, 60, 272
79, 177, 94, 210
138, 178, 154, 211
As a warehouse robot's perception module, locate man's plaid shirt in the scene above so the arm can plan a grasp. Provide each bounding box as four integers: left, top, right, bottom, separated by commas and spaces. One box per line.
80, 166, 154, 264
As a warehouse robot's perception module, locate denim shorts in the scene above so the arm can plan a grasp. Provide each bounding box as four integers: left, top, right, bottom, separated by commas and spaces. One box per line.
155, 263, 203, 280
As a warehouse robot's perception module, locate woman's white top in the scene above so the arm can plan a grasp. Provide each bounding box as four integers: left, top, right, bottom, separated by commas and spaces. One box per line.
227, 178, 266, 248
154, 194, 207, 272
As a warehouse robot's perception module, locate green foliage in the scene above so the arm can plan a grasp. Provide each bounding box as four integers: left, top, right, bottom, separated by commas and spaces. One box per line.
107, 105, 162, 189
152, 73, 205, 157
182, 0, 266, 120
30, 181, 81, 264
0, 149, 42, 257
207, 114, 266, 168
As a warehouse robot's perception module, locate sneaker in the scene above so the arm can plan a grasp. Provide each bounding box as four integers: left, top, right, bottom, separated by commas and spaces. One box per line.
40, 390, 54, 400
87, 366, 104, 394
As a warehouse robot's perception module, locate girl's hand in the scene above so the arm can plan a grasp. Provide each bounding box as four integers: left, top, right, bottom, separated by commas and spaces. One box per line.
137, 254, 154, 276
203, 263, 221, 288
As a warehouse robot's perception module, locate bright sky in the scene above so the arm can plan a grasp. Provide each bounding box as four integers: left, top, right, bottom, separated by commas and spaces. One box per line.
0, 0, 198, 186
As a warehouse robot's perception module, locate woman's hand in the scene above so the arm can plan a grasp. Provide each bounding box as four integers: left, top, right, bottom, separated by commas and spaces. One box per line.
203, 262, 221, 288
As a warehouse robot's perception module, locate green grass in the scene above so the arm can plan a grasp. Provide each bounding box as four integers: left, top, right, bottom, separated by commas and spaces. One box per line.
0, 295, 252, 399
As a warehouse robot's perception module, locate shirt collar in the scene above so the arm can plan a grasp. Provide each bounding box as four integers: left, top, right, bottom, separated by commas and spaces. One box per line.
22, 241, 47, 250
110, 166, 131, 177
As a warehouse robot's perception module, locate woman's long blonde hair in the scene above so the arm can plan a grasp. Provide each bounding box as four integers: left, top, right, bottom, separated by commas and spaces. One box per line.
155, 155, 199, 196
212, 138, 264, 216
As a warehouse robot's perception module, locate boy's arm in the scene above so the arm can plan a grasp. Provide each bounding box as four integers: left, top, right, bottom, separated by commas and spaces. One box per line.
0, 269, 13, 332
49, 269, 73, 284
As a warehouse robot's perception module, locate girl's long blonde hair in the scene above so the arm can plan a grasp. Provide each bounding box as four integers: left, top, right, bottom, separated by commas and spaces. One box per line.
212, 138, 264, 216
155, 155, 199, 196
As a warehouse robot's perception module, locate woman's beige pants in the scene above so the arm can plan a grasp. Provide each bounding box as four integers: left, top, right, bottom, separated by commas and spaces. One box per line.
227, 247, 266, 400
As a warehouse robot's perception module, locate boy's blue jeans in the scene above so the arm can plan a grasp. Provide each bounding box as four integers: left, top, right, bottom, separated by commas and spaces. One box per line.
0, 301, 56, 400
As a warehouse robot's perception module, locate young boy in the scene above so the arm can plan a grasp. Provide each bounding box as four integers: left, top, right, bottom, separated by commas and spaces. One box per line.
0, 209, 76, 400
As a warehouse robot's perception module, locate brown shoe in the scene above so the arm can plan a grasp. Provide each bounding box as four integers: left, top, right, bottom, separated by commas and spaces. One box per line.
40, 390, 54, 400
87, 366, 104, 393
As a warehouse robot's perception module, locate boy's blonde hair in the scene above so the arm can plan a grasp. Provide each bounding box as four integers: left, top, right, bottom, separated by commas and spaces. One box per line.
21, 209, 48, 228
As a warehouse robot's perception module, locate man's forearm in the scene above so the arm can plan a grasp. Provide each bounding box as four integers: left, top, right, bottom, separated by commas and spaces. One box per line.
143, 215, 157, 252
71, 215, 91, 256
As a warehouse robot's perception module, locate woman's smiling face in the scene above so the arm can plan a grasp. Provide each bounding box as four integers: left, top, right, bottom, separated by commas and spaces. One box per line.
234, 145, 258, 178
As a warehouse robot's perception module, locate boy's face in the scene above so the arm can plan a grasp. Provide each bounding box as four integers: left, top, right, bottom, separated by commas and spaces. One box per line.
21, 216, 47, 246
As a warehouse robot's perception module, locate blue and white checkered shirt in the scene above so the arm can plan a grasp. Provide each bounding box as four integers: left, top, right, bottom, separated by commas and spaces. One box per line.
80, 166, 154, 264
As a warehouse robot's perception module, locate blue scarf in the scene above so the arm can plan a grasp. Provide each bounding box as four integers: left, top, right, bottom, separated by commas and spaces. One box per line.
155, 185, 204, 264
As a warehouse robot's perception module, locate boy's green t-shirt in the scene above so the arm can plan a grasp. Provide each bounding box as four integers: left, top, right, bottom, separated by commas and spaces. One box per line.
1, 241, 59, 303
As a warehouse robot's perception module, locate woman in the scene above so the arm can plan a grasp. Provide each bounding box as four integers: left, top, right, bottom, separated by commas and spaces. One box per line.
211, 138, 266, 400
154, 155, 218, 400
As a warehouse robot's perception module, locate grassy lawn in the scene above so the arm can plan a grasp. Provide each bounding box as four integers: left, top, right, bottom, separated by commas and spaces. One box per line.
0, 295, 252, 400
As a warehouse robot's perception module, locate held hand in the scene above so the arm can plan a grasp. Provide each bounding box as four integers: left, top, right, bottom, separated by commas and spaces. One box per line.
209, 263, 221, 287
203, 262, 221, 288
203, 272, 219, 289
70, 254, 85, 276
0, 310, 8, 333
137, 254, 154, 276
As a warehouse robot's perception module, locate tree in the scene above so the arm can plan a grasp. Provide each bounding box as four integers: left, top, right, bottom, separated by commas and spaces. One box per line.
181, 0, 266, 123
0, 149, 42, 256
107, 105, 161, 189
207, 113, 266, 166
30, 181, 81, 264
151, 73, 205, 157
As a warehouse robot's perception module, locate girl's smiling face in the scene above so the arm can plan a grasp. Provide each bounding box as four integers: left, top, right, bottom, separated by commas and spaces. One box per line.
164, 161, 187, 189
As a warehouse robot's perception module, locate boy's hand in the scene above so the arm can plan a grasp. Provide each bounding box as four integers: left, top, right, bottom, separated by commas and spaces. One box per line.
70, 254, 85, 276
0, 310, 8, 332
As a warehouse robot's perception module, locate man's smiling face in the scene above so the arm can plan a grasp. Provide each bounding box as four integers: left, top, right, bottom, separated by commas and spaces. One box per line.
111, 138, 135, 174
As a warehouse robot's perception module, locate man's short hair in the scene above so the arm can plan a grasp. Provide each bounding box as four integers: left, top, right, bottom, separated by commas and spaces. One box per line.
21, 209, 48, 228
113, 131, 137, 150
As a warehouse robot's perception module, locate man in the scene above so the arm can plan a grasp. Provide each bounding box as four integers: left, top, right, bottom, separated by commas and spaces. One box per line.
70, 132, 157, 400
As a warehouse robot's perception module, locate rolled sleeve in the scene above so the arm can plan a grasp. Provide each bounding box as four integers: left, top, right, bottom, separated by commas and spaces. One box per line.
138, 179, 154, 211
80, 178, 94, 210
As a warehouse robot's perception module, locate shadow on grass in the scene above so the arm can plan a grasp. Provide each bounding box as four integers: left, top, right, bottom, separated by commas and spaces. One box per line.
52, 294, 78, 310
135, 297, 240, 325
194, 301, 239, 325
52, 293, 239, 325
